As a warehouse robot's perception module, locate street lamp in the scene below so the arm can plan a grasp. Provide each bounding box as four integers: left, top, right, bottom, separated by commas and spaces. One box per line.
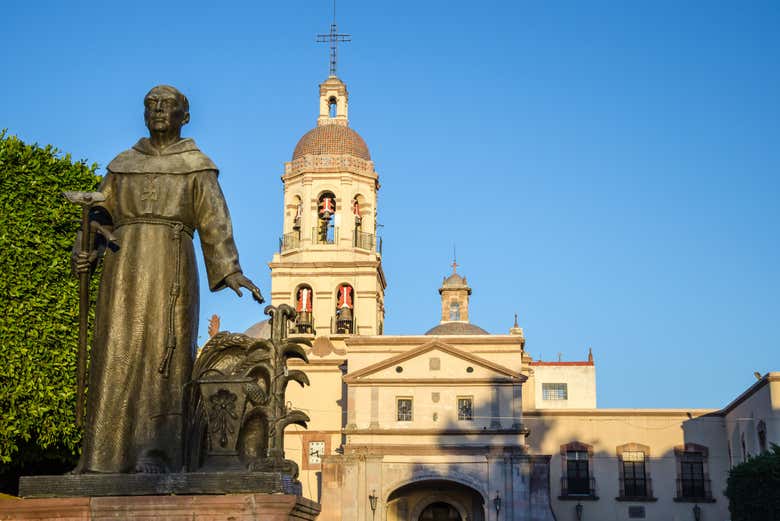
693, 504, 701, 521
575, 502, 583, 520
368, 490, 378, 520
493, 491, 501, 516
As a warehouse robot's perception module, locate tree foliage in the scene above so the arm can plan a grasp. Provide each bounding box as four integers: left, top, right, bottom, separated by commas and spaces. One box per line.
0, 130, 101, 486
726, 444, 780, 521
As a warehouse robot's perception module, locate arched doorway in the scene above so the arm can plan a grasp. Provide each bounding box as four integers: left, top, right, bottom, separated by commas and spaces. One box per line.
418, 501, 462, 521
386, 479, 484, 521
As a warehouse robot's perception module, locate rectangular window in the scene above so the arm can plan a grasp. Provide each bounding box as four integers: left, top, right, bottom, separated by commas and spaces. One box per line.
396, 397, 413, 422
543, 383, 568, 401
680, 453, 705, 498
566, 450, 590, 495
457, 397, 473, 421
622, 451, 647, 497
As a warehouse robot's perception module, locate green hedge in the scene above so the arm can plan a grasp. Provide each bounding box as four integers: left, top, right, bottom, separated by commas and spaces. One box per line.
0, 130, 101, 492
726, 444, 780, 521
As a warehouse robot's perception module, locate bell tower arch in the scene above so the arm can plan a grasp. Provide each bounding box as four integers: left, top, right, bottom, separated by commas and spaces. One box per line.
269, 75, 386, 336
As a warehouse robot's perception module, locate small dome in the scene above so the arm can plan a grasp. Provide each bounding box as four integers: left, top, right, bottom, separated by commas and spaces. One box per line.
292, 124, 371, 161
425, 322, 489, 335
244, 319, 271, 339
439, 272, 471, 295
442, 273, 468, 288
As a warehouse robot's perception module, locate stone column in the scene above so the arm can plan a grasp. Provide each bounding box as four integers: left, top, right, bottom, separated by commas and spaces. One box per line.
512, 456, 532, 519
529, 455, 556, 521
503, 455, 514, 521
347, 386, 357, 429
490, 387, 501, 429
486, 454, 504, 521
512, 384, 522, 429
370, 387, 380, 428
320, 456, 345, 521
365, 455, 383, 521
341, 455, 361, 521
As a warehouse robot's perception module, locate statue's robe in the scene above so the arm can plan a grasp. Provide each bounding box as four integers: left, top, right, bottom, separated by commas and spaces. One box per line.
80, 137, 242, 473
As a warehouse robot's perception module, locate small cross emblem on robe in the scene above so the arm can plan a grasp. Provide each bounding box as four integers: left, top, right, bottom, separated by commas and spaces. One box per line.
141, 175, 158, 213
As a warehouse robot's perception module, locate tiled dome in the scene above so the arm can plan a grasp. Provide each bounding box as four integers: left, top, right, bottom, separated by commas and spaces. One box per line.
425, 322, 489, 335
292, 125, 371, 161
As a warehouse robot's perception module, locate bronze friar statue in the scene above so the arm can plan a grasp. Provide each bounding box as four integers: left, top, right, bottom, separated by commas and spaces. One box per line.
73, 85, 263, 474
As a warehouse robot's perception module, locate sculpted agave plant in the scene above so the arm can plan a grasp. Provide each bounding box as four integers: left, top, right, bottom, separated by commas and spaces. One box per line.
185, 304, 311, 477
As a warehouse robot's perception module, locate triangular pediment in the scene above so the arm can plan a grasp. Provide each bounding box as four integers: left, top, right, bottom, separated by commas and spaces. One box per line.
343, 340, 525, 383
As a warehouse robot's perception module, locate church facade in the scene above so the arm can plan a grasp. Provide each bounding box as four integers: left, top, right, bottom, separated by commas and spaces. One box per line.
240, 73, 779, 521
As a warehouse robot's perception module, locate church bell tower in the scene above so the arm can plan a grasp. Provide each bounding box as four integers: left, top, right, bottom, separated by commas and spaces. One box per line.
268, 74, 386, 336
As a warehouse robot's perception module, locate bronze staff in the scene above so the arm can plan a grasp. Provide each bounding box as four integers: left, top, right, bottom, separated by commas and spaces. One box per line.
64, 190, 117, 427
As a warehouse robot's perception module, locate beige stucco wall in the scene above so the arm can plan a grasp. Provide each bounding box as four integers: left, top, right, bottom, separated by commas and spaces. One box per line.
525, 409, 730, 521
530, 364, 597, 409
722, 373, 780, 466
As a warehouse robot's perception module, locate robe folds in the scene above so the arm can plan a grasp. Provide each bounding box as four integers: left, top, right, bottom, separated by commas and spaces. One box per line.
80, 137, 242, 473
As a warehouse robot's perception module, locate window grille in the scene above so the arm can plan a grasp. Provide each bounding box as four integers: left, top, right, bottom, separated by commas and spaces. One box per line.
396, 398, 412, 422
543, 383, 568, 400
622, 451, 647, 497
457, 397, 473, 421
680, 453, 705, 498
566, 451, 590, 495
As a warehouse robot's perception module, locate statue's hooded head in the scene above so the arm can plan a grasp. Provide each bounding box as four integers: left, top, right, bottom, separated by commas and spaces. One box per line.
143, 85, 190, 137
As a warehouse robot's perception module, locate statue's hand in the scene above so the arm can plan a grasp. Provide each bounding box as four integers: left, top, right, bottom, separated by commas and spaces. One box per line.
71, 249, 97, 275
225, 272, 265, 304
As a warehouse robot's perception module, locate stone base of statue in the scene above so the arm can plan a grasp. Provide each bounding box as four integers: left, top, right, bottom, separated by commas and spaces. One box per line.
0, 492, 320, 521
17, 470, 301, 498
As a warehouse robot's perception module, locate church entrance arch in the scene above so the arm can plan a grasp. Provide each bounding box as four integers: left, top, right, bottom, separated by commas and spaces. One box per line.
418, 501, 463, 521
386, 479, 484, 521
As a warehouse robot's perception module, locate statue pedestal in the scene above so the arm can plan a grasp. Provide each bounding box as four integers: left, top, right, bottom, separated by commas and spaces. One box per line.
0, 493, 320, 521
18, 471, 301, 498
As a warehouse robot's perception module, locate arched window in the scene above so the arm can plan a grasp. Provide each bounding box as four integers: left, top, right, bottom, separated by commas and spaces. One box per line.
352, 196, 362, 229
334, 284, 354, 334
449, 300, 461, 321
294, 285, 314, 334
674, 443, 712, 501
316, 192, 336, 244
617, 443, 654, 499
291, 196, 303, 231
560, 442, 596, 498
328, 96, 337, 118
280, 195, 303, 252
351, 194, 376, 250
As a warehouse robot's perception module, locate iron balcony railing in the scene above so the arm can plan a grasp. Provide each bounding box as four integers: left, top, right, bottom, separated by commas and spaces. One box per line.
352, 230, 383, 254
279, 232, 300, 253
353, 230, 374, 250
618, 477, 653, 499
312, 226, 337, 245
675, 478, 711, 500
560, 476, 597, 498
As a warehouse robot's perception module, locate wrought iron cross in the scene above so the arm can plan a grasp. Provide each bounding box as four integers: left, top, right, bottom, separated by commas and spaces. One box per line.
317, 7, 351, 77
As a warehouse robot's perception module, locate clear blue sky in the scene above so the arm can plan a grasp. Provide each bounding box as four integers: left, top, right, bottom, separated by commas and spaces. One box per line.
2, 1, 778, 409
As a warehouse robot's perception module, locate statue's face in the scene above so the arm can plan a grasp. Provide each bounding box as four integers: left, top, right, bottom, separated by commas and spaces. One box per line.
144, 88, 189, 134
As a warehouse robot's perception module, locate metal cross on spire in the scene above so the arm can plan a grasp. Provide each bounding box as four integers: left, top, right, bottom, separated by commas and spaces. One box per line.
451, 246, 458, 273
317, 0, 351, 77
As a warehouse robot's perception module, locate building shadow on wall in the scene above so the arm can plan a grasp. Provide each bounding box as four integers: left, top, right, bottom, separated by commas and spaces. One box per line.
378, 379, 568, 521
